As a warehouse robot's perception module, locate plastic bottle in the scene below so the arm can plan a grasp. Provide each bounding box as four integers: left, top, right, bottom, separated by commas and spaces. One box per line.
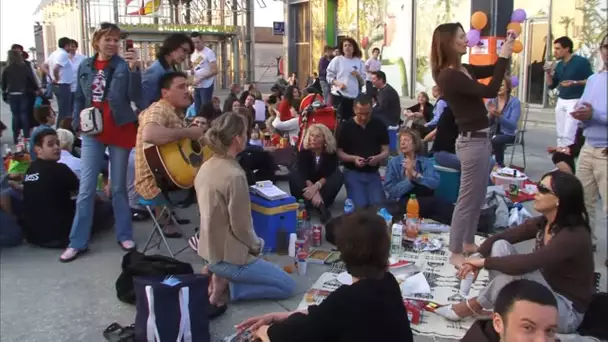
344, 198, 354, 214
288, 233, 297, 258
406, 194, 420, 232
406, 194, 420, 219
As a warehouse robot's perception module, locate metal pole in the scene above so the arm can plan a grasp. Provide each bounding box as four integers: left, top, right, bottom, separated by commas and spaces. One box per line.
248, 0, 255, 82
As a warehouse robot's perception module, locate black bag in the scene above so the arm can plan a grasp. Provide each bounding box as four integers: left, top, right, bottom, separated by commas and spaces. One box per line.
577, 292, 608, 340
115, 250, 194, 305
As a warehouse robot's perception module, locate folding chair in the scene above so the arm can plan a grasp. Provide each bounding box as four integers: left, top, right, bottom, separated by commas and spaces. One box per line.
507, 102, 529, 170
139, 196, 189, 258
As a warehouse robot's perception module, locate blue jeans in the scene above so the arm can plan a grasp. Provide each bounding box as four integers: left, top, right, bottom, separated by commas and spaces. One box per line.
53, 84, 73, 122
0, 209, 22, 248
434, 151, 462, 170
126, 149, 143, 210
194, 85, 214, 114
69, 136, 132, 249
491, 134, 516, 167
208, 258, 296, 302
8, 94, 30, 142
343, 169, 386, 209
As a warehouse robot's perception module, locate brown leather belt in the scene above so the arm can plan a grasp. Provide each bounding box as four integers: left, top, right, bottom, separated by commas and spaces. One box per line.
459, 131, 488, 138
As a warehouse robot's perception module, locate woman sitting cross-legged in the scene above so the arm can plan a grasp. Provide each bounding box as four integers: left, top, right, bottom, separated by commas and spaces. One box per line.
383, 128, 454, 224
435, 170, 594, 334
235, 210, 414, 342
195, 112, 296, 306
289, 124, 343, 223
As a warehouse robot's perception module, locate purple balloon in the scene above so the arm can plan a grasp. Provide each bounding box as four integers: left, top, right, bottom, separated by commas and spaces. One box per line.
467, 30, 481, 47
511, 9, 527, 23
511, 75, 519, 87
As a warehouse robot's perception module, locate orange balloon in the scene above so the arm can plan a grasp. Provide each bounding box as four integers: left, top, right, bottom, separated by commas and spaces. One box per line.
471, 11, 488, 30
513, 40, 523, 53
506, 22, 522, 35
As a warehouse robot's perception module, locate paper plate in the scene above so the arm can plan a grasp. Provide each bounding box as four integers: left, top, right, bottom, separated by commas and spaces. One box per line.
337, 271, 353, 285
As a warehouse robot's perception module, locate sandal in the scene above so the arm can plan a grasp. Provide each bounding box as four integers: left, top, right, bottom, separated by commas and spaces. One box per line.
103, 322, 135, 342
117, 240, 137, 252
59, 247, 89, 263
188, 234, 199, 252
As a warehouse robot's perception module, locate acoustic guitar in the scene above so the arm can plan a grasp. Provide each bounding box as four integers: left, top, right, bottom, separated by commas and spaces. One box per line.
144, 137, 213, 190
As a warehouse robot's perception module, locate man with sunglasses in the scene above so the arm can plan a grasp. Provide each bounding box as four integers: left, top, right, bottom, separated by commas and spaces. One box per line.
573, 34, 607, 265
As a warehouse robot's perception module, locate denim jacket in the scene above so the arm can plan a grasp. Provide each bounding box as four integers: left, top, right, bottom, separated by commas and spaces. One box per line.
486, 96, 521, 136
383, 154, 439, 201
141, 60, 173, 110
72, 54, 141, 129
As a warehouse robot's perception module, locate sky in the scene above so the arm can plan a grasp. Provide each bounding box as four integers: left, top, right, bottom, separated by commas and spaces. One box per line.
0, 0, 284, 58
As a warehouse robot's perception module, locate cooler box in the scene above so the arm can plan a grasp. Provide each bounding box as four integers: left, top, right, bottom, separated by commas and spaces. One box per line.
434, 164, 461, 204
250, 194, 298, 252
388, 126, 399, 153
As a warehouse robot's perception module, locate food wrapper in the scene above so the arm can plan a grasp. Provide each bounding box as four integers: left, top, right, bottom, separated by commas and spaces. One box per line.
377, 208, 393, 228
413, 236, 443, 252
404, 299, 427, 325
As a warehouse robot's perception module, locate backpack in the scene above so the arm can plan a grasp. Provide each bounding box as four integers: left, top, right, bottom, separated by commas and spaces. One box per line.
115, 250, 194, 305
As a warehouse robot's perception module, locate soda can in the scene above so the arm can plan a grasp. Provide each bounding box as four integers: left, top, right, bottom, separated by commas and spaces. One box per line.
297, 250, 308, 276
312, 225, 322, 247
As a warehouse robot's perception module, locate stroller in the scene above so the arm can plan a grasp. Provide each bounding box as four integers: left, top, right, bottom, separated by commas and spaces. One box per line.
296, 93, 338, 151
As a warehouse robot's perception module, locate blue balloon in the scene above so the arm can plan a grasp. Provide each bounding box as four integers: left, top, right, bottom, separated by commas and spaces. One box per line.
511, 9, 527, 23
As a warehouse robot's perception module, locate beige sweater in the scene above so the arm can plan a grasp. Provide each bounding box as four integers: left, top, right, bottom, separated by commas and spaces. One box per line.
195, 155, 262, 265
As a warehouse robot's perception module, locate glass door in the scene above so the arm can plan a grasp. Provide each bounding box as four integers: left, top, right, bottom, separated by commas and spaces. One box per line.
518, 17, 550, 107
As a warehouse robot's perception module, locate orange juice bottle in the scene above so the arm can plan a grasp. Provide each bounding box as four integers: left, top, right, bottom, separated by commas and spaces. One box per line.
406, 194, 420, 219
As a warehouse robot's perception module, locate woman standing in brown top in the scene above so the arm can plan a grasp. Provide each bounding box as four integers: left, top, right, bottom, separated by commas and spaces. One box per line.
195, 112, 296, 306
435, 171, 594, 334
430, 23, 515, 266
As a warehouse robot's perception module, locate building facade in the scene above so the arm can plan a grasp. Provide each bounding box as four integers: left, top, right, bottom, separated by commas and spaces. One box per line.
284, 0, 607, 107
35, 0, 258, 88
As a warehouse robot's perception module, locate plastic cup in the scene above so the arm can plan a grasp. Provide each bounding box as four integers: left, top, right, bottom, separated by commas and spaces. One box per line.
297, 259, 308, 276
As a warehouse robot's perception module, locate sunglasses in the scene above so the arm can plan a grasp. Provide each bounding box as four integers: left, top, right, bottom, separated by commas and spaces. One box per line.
537, 182, 555, 195
99, 22, 120, 30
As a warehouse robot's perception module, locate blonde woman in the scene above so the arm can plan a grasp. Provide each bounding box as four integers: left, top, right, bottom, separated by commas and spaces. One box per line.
195, 112, 296, 306
60, 22, 141, 262
289, 124, 343, 222
56, 128, 81, 179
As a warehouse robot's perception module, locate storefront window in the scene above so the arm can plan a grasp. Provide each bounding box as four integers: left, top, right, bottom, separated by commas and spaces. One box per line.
310, 0, 326, 75
414, 0, 471, 96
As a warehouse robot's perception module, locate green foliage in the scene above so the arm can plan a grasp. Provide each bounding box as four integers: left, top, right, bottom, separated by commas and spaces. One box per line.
576, 0, 608, 67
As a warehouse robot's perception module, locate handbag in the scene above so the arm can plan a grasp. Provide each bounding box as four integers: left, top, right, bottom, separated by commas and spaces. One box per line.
79, 65, 115, 135
134, 275, 211, 342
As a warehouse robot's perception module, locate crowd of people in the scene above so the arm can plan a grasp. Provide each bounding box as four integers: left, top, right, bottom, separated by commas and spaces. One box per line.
0, 19, 606, 342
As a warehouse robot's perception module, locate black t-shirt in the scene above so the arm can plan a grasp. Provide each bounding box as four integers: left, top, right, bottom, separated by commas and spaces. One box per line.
337, 117, 389, 173
23, 159, 79, 246
268, 272, 414, 342
431, 105, 458, 154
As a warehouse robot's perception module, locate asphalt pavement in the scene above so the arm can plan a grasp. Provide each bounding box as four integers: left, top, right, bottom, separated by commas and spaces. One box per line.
0, 97, 605, 342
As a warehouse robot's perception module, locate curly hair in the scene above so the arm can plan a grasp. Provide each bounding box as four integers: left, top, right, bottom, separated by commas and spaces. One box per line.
302, 124, 336, 154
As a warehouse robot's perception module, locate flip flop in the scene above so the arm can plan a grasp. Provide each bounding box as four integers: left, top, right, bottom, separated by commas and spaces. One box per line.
188, 234, 199, 252
59, 248, 89, 263
102, 322, 135, 342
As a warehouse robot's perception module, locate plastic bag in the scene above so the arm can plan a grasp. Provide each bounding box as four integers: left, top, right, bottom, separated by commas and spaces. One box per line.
508, 205, 532, 227
484, 186, 511, 229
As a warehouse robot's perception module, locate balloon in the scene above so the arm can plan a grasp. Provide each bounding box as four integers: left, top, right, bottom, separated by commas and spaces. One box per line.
506, 22, 522, 36
471, 11, 488, 30
511, 9, 527, 23
510, 75, 519, 87
467, 30, 481, 47
512, 40, 523, 53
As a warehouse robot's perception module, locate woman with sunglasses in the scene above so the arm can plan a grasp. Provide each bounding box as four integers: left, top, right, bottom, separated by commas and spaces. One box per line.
60, 23, 142, 262
434, 170, 594, 334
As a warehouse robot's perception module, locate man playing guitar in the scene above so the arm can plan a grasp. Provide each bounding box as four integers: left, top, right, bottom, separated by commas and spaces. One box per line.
134, 71, 206, 237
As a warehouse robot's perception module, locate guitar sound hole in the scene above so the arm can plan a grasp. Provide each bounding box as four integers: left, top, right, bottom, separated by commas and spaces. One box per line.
191, 140, 202, 154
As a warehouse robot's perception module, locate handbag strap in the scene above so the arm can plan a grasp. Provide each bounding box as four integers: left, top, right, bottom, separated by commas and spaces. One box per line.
176, 287, 192, 342
145, 285, 161, 342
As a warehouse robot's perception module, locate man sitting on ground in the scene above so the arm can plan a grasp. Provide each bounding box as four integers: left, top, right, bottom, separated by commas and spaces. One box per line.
134, 71, 206, 237
463, 279, 559, 342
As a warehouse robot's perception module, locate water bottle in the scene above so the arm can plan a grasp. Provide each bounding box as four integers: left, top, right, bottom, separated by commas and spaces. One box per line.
344, 198, 354, 214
